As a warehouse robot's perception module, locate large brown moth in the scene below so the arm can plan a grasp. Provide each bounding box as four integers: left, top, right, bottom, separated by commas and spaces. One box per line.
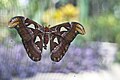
8, 16, 85, 62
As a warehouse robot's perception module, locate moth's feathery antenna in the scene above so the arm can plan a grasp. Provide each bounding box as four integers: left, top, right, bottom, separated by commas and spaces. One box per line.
48, 25, 51, 28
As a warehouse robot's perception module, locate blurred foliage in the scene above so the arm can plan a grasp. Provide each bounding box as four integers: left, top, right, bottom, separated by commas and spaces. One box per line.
0, 0, 18, 9
89, 14, 120, 43
42, 4, 79, 25
0, 27, 9, 42
116, 51, 120, 63
27, 0, 53, 22
78, 0, 89, 23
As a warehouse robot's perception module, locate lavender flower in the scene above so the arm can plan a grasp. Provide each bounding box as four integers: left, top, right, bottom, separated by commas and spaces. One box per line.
0, 41, 104, 79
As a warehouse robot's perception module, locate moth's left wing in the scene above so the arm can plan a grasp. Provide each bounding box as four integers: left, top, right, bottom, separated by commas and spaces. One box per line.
19, 18, 44, 62
50, 22, 85, 62
8, 16, 43, 62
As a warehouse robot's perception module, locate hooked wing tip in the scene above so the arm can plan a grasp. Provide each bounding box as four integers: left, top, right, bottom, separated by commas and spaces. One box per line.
75, 24, 86, 35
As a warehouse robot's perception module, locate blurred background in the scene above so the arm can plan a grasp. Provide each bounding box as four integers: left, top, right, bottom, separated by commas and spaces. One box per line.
0, 0, 120, 80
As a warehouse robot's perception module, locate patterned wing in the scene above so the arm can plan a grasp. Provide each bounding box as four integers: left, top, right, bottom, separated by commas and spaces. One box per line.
50, 22, 85, 62
12, 17, 43, 61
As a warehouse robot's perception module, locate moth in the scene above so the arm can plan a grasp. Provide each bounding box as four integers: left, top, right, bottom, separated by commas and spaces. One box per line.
8, 16, 85, 62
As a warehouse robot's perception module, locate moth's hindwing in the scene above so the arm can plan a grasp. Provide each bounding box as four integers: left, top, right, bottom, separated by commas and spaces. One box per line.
50, 23, 71, 62
50, 33, 70, 62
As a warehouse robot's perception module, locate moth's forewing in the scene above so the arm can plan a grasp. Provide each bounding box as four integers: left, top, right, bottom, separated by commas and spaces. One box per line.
16, 18, 43, 61
50, 22, 73, 62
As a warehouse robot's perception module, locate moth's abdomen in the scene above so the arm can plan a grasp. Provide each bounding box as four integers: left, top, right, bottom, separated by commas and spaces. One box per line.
44, 34, 49, 44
